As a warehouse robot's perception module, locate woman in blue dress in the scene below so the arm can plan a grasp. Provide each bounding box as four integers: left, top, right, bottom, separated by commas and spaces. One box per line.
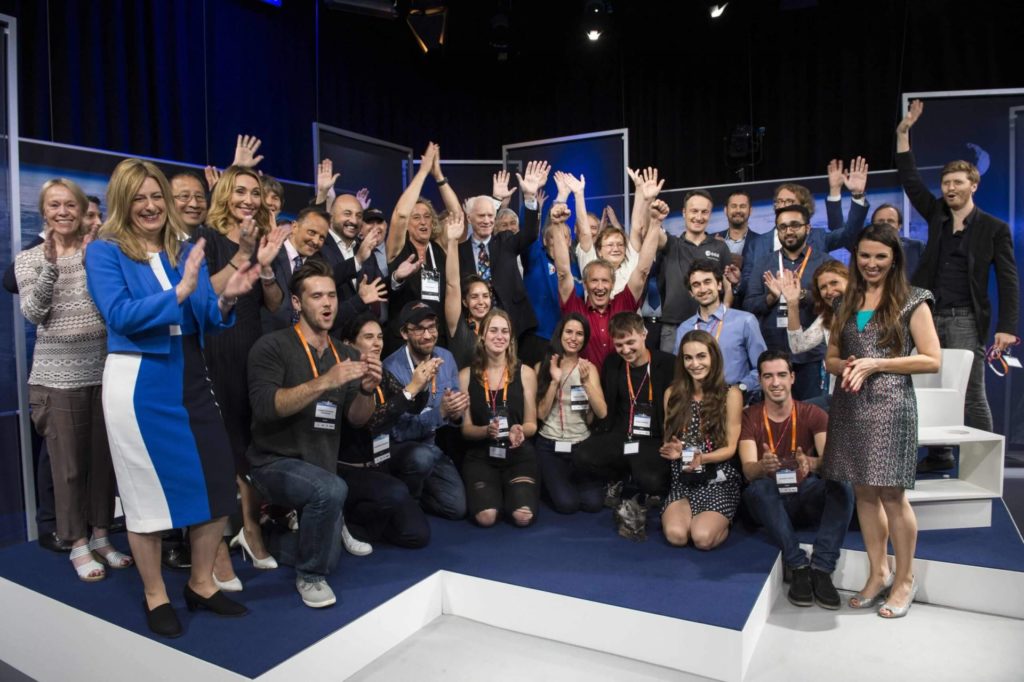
86, 158, 258, 637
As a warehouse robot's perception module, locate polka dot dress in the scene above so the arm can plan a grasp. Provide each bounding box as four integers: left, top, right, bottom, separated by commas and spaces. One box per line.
664, 399, 741, 519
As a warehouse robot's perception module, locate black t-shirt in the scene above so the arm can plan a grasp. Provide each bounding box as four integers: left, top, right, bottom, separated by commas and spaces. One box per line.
935, 217, 972, 310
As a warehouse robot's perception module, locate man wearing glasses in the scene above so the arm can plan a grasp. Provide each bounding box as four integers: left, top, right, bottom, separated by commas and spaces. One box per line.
743, 204, 854, 400
170, 172, 209, 237
382, 302, 469, 520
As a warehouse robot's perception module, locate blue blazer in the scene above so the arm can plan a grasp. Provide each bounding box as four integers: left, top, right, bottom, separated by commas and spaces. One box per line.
85, 239, 233, 355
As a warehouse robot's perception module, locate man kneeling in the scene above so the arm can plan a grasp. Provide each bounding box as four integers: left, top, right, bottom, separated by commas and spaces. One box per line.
739, 350, 853, 609
246, 260, 382, 608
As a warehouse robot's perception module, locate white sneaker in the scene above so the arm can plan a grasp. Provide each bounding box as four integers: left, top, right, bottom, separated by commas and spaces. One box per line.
341, 523, 373, 556
296, 578, 336, 608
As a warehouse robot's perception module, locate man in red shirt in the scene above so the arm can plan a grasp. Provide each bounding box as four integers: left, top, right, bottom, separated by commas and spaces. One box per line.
738, 350, 853, 610
552, 201, 662, 371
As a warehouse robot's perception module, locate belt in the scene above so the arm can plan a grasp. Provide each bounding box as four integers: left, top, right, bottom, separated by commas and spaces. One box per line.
935, 306, 974, 318
644, 316, 662, 325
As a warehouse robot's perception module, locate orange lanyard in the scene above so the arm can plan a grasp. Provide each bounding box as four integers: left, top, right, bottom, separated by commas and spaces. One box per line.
763, 404, 797, 455
373, 386, 385, 406
557, 361, 579, 432
626, 362, 652, 437
483, 366, 510, 415
294, 325, 340, 379
696, 307, 726, 341
794, 247, 813, 280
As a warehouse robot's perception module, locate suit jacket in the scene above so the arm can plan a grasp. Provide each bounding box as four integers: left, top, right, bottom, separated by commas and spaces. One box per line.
458, 206, 540, 337
85, 239, 232, 355
898, 150, 1019, 339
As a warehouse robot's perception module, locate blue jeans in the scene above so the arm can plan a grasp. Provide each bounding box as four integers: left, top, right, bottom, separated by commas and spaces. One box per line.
934, 309, 992, 431
391, 441, 467, 520
248, 457, 347, 582
742, 475, 853, 573
534, 435, 605, 514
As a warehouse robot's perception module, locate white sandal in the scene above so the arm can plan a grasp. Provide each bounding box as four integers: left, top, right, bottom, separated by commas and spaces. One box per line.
89, 535, 134, 569
69, 544, 106, 582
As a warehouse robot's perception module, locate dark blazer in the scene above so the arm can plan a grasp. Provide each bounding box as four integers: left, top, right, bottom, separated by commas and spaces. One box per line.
898, 150, 1019, 339
458, 205, 540, 338
595, 348, 676, 438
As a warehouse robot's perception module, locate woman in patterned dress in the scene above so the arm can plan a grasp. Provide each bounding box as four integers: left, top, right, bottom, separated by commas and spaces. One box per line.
821, 223, 941, 618
659, 330, 744, 550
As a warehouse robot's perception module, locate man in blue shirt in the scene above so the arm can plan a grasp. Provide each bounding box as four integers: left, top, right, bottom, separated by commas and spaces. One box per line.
382, 302, 469, 520
675, 259, 767, 398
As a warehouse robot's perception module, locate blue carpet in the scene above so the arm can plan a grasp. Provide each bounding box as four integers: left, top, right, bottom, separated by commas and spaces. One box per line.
0, 510, 779, 678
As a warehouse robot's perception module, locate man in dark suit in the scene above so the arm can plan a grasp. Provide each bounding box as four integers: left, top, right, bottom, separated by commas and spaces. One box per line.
897, 100, 1019, 469
457, 161, 549, 342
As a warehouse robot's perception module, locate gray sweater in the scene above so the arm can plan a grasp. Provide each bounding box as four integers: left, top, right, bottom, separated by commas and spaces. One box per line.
247, 327, 361, 473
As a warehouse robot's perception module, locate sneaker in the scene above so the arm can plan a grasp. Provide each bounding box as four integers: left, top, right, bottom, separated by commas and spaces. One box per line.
604, 480, 625, 509
296, 578, 336, 608
810, 569, 841, 610
787, 566, 813, 607
342, 524, 373, 557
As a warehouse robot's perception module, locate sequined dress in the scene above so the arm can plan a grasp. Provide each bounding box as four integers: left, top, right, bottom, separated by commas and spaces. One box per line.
821, 287, 933, 489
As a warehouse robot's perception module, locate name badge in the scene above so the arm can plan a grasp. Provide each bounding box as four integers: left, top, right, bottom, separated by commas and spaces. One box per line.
489, 446, 507, 459
624, 441, 640, 455
777, 300, 789, 328
495, 414, 510, 440
681, 448, 695, 465
569, 385, 589, 411
776, 468, 798, 495
555, 440, 572, 453
421, 268, 441, 301
372, 433, 391, 465
313, 400, 337, 431
632, 410, 652, 437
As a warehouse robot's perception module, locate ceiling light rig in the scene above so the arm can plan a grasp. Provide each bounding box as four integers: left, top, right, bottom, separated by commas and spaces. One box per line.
406, 1, 448, 54
709, 3, 728, 19
583, 0, 610, 42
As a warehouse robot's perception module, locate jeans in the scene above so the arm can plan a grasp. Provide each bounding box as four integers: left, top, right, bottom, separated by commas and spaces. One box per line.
534, 435, 605, 514
391, 441, 467, 519
934, 309, 992, 431
248, 457, 347, 582
742, 475, 854, 573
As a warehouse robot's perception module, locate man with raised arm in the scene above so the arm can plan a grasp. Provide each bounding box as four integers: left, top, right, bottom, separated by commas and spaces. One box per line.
897, 100, 1019, 469
555, 196, 663, 372
246, 260, 382, 609
739, 350, 852, 610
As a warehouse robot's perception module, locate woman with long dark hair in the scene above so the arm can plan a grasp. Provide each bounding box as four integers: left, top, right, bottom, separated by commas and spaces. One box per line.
821, 223, 940, 618
534, 313, 607, 513
458, 308, 539, 527
86, 158, 257, 637
443, 212, 492, 369
659, 330, 743, 550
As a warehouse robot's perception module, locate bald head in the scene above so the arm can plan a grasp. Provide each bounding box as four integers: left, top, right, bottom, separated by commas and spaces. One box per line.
331, 194, 362, 242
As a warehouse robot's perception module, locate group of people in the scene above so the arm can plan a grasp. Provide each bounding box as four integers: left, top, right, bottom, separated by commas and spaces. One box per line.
7, 102, 1018, 637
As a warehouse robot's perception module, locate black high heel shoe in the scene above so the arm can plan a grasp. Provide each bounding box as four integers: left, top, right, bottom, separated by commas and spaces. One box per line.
144, 600, 183, 638
183, 584, 249, 617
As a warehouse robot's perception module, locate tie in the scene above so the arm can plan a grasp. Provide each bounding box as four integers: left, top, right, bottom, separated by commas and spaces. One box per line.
477, 242, 491, 282
293, 255, 304, 272
645, 257, 662, 312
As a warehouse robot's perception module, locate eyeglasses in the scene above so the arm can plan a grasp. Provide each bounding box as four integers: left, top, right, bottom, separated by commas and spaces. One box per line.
407, 323, 438, 336
174, 192, 207, 205
773, 198, 798, 208
776, 221, 807, 232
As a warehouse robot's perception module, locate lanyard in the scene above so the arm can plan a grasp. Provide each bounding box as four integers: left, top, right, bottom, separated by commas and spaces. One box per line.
626, 362, 652, 437
483, 366, 510, 416
405, 346, 437, 396
778, 246, 814, 283
294, 325, 341, 379
425, 242, 436, 270
373, 386, 385, 406
696, 307, 726, 341
763, 404, 797, 455
557, 361, 579, 432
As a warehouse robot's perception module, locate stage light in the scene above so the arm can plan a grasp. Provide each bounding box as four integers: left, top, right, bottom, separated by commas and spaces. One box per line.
406, 2, 448, 54
587, 30, 601, 41
709, 3, 728, 19
583, 0, 609, 41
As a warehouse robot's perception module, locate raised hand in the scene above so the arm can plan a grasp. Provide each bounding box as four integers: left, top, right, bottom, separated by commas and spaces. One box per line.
441, 388, 470, 420
257, 224, 292, 268
326, 357, 368, 389
233, 135, 264, 167
578, 358, 594, 384
763, 270, 784, 299
420, 142, 440, 175
357, 224, 385, 262
649, 199, 670, 223
548, 353, 563, 384
222, 261, 260, 299
563, 173, 585, 194
409, 357, 442, 393
204, 166, 221, 192
897, 99, 924, 134
626, 167, 644, 190
492, 169, 517, 201
724, 263, 741, 286
778, 268, 802, 303
843, 156, 869, 195
604, 205, 622, 230
237, 216, 259, 257
317, 159, 339, 200
826, 159, 844, 195
356, 187, 371, 209
516, 160, 550, 199
393, 253, 422, 282
444, 211, 465, 242
553, 171, 570, 201
358, 275, 388, 305
176, 238, 206, 303
361, 354, 383, 391
81, 222, 101, 254
548, 202, 571, 224
639, 167, 663, 201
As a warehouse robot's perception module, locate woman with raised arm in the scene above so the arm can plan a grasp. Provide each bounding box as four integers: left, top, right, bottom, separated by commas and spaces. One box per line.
16, 179, 128, 583
458, 309, 539, 527
85, 158, 258, 637
534, 313, 608, 513
443, 211, 493, 369
821, 223, 941, 618
198, 165, 291, 588
659, 330, 744, 550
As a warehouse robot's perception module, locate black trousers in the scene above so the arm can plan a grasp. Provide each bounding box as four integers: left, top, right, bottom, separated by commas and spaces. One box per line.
575, 430, 671, 497
340, 466, 430, 548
